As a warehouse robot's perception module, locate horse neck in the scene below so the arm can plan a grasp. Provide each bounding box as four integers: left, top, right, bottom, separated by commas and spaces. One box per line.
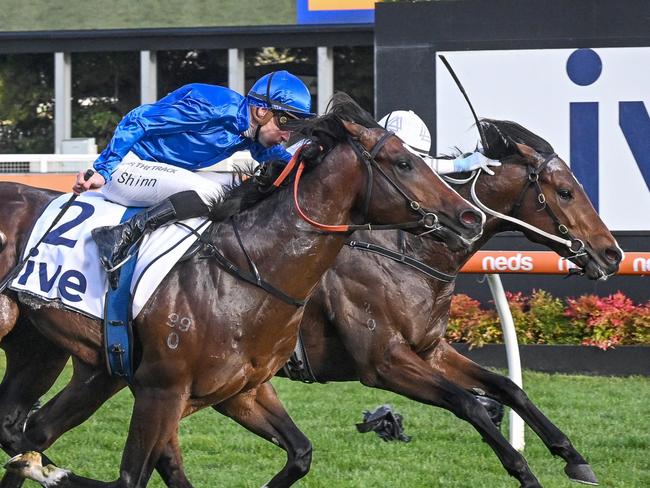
361, 171, 518, 276
212, 148, 363, 301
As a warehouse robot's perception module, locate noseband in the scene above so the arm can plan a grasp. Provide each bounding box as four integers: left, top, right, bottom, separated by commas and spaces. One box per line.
292, 131, 441, 234
467, 153, 592, 261
510, 153, 585, 254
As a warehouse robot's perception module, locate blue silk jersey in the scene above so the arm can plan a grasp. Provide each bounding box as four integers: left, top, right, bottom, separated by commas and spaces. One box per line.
93, 83, 291, 181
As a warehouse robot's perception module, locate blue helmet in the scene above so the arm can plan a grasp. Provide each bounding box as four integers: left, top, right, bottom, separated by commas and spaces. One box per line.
247, 71, 314, 118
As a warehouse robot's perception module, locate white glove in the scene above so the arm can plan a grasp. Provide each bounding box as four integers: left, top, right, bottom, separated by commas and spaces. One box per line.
286, 138, 309, 156
453, 152, 501, 175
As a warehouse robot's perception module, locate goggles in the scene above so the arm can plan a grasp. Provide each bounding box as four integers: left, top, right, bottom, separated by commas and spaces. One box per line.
274, 110, 299, 130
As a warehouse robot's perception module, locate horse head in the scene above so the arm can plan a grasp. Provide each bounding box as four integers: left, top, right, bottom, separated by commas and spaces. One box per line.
292, 93, 484, 251
471, 119, 622, 280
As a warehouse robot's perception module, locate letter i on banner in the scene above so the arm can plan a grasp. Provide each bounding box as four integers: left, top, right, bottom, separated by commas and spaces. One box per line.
567, 49, 601, 211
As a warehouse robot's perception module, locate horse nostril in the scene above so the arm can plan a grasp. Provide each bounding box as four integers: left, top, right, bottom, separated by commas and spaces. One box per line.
460, 209, 483, 229
604, 247, 622, 264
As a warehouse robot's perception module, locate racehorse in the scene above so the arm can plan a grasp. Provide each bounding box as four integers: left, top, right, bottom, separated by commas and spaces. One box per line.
0, 95, 484, 487
274, 119, 622, 487
2, 116, 621, 488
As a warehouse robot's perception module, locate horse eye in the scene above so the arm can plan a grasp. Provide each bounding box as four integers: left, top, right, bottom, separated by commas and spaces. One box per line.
557, 188, 573, 200
396, 159, 412, 171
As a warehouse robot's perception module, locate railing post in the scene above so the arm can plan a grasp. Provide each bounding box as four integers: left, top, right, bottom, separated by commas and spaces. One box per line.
486, 273, 525, 451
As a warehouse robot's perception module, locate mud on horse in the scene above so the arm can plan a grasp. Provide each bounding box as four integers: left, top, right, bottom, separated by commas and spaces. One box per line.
0, 94, 483, 487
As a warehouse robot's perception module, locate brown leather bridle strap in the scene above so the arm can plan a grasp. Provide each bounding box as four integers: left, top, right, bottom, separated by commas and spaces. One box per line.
291, 133, 441, 234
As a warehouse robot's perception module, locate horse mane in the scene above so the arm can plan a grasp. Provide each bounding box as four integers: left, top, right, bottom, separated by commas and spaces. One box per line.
209, 91, 378, 222
479, 118, 555, 160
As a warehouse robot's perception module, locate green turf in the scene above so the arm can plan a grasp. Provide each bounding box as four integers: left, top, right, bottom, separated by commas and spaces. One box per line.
7, 360, 650, 487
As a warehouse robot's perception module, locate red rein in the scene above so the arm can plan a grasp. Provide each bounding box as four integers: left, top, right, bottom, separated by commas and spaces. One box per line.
271, 144, 350, 233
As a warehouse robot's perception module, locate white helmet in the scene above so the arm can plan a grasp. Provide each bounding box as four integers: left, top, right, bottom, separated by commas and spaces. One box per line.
378, 110, 431, 158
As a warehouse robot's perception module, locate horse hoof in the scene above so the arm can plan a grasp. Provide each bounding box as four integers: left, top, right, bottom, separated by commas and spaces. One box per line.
4, 451, 69, 485
4, 451, 42, 473
565, 463, 599, 485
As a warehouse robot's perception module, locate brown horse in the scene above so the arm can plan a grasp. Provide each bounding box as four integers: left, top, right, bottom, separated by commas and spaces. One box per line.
275, 119, 622, 487
2, 118, 620, 488
0, 96, 484, 487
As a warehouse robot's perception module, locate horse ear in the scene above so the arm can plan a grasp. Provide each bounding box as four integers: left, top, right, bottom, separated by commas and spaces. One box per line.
342, 120, 369, 140
514, 142, 541, 162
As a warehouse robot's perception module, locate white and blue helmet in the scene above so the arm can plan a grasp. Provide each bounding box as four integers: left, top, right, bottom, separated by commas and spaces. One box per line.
378, 110, 431, 158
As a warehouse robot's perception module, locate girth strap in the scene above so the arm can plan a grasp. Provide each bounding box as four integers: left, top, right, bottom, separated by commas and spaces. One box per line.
281, 329, 319, 383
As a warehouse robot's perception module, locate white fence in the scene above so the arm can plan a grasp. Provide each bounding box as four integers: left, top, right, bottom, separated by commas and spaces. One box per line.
0, 151, 256, 174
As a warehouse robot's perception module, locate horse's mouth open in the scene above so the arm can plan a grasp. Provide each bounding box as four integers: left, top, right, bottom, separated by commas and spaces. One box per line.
424, 210, 484, 252
427, 225, 475, 252
568, 253, 619, 281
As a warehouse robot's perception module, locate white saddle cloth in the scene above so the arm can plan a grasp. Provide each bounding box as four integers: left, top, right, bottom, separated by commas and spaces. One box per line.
10, 192, 209, 319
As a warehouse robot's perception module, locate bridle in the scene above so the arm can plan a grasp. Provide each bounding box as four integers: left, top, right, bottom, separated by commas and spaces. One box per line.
463, 153, 592, 261
278, 130, 443, 235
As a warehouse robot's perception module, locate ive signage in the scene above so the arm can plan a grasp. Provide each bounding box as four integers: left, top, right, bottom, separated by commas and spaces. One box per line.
436, 48, 650, 231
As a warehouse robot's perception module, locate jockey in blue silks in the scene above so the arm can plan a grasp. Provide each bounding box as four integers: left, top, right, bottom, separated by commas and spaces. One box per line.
73, 70, 314, 288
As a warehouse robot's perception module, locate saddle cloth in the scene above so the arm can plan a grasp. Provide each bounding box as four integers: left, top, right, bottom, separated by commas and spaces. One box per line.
9, 191, 209, 319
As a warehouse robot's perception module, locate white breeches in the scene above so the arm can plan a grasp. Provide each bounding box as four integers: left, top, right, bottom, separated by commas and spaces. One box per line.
101, 159, 236, 207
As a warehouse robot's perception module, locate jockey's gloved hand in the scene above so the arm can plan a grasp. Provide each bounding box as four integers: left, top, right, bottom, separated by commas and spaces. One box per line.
453, 152, 502, 175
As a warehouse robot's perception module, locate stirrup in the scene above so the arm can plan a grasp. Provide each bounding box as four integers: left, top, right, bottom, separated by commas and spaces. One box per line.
105, 253, 134, 273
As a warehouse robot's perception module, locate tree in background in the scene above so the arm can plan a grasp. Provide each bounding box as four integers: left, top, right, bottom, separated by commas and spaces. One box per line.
0, 53, 54, 153
72, 52, 139, 150
0, 46, 374, 153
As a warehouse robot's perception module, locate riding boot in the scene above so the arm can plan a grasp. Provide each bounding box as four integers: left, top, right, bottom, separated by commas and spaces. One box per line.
92, 190, 210, 289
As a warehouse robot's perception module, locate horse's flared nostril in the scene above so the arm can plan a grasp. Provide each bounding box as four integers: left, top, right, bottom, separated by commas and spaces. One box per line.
604, 247, 623, 265
460, 209, 483, 230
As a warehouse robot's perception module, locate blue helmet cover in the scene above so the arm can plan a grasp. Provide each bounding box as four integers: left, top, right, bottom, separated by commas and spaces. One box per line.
247, 70, 314, 118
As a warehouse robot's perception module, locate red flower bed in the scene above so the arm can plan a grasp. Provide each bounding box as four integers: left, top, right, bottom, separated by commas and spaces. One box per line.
448, 291, 650, 350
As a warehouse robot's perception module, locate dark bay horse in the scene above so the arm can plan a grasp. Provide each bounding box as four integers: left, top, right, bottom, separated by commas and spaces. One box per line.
273, 119, 622, 487
0, 96, 484, 487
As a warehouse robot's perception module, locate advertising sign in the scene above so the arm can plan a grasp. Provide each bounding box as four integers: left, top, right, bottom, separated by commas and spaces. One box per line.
296, 0, 378, 24
436, 48, 650, 231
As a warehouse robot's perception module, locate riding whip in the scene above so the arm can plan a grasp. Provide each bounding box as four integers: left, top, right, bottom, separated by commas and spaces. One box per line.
0, 169, 95, 294
438, 55, 488, 151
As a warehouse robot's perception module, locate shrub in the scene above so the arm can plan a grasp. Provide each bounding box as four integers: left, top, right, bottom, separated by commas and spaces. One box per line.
448, 291, 650, 350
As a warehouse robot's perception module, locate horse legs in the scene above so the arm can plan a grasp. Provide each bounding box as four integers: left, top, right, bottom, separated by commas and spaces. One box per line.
5, 386, 187, 488
0, 317, 69, 457
21, 359, 125, 451
0, 359, 125, 488
153, 430, 194, 488
213, 382, 312, 488
0, 295, 19, 342
360, 341, 541, 488
424, 340, 598, 485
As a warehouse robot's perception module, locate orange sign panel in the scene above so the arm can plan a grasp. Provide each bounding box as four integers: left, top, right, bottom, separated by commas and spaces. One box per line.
461, 251, 650, 276
309, 0, 377, 10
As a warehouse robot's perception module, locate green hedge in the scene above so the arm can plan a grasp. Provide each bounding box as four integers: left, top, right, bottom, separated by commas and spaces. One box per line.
447, 291, 650, 350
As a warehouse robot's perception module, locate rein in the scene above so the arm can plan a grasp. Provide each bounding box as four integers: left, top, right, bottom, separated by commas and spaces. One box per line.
346, 237, 456, 282
292, 132, 441, 234
463, 154, 592, 264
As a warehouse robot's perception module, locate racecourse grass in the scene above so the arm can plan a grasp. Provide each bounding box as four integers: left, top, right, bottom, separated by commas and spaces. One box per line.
5, 357, 649, 487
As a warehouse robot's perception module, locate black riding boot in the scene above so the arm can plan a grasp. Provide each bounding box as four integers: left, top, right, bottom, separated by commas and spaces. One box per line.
92, 190, 209, 289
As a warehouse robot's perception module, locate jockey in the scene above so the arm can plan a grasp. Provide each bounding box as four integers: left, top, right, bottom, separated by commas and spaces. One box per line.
377, 110, 501, 175
73, 70, 314, 287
